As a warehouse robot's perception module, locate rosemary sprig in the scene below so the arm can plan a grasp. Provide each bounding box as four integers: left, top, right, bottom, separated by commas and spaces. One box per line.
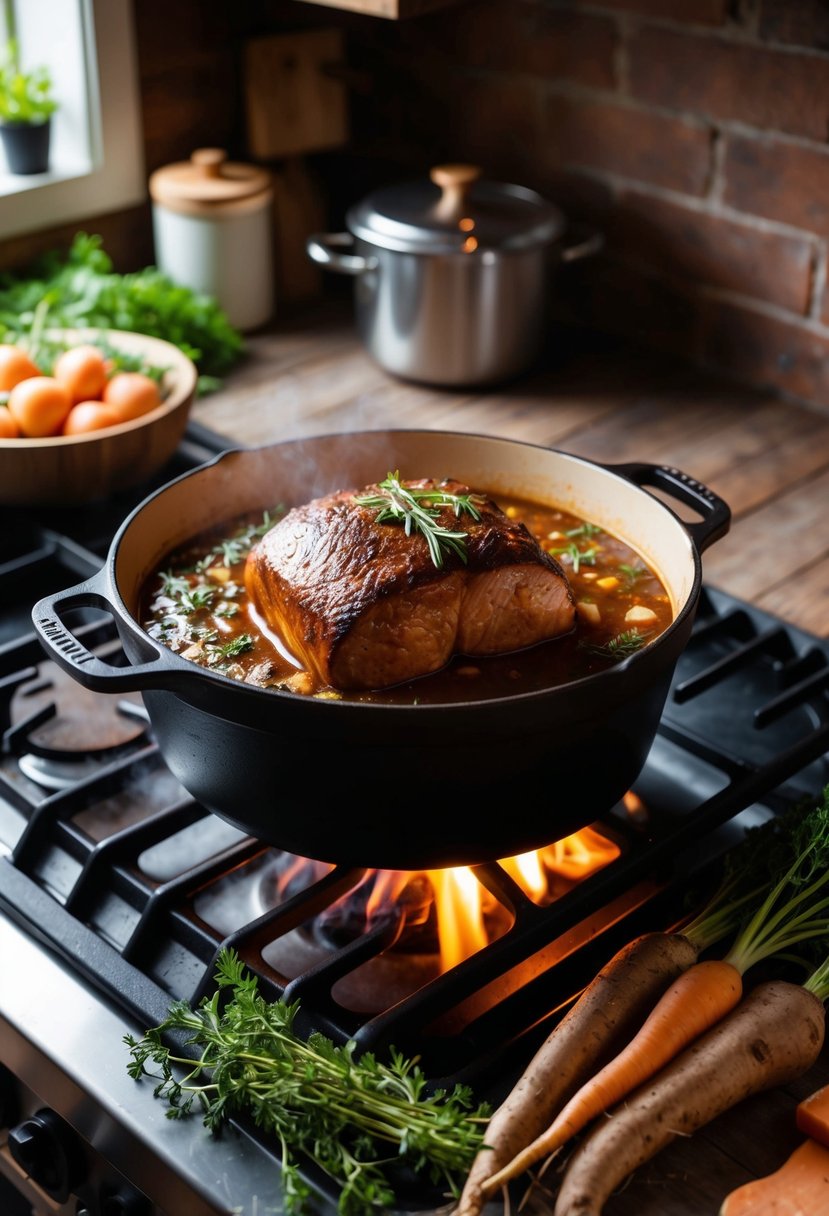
583, 628, 651, 661
125, 949, 489, 1216
354, 473, 486, 569
548, 541, 598, 574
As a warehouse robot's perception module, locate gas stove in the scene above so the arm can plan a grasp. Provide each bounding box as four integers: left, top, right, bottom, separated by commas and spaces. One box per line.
1, 425, 828, 1216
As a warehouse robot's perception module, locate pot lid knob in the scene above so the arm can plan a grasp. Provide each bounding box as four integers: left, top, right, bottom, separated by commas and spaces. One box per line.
191, 147, 228, 179
430, 163, 482, 219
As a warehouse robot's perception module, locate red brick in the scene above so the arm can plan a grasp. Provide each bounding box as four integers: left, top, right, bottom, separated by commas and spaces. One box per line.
760, 0, 829, 50
437, 74, 543, 183
700, 300, 829, 405
585, 0, 727, 22
450, 1, 617, 89
564, 256, 702, 356
607, 191, 814, 313
725, 136, 829, 238
544, 96, 712, 194
629, 28, 829, 141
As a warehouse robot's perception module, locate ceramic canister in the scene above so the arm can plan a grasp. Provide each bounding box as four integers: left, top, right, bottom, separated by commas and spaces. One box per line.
150, 147, 274, 331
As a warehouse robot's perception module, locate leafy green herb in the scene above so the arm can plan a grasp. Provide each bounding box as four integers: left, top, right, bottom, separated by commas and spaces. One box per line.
583, 628, 650, 661
354, 473, 486, 570
618, 562, 648, 589
0, 233, 243, 381
207, 634, 254, 662
195, 510, 280, 572
548, 541, 598, 574
179, 585, 216, 615
214, 602, 240, 619
565, 522, 603, 539
124, 949, 489, 1216
0, 39, 57, 124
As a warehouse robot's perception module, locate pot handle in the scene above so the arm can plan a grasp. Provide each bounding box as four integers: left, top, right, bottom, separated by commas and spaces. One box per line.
560, 224, 604, 263
605, 462, 731, 553
32, 570, 190, 694
306, 233, 379, 276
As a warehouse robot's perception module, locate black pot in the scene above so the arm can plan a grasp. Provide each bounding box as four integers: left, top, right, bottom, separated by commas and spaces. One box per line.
32, 431, 730, 869
0, 119, 50, 175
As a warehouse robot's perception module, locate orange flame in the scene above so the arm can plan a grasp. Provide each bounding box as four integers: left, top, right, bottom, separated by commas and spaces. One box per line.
276, 828, 621, 972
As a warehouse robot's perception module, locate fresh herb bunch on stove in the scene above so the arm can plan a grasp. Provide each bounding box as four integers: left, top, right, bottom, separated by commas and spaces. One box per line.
125, 949, 490, 1215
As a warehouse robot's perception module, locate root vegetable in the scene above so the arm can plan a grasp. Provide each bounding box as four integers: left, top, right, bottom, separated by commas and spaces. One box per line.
719, 1139, 829, 1215
796, 1082, 829, 1148
554, 981, 825, 1216
483, 958, 742, 1194
456, 932, 699, 1216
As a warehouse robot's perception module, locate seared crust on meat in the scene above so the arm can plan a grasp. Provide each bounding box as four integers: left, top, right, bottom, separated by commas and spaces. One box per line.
245, 478, 575, 690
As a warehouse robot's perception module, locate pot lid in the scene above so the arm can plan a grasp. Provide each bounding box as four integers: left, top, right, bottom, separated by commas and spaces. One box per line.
346, 164, 565, 255
149, 148, 271, 211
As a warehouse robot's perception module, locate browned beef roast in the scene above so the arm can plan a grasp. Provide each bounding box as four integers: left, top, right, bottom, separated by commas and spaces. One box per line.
244, 479, 576, 690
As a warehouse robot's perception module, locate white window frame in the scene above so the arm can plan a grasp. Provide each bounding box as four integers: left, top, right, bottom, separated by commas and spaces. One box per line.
0, 0, 145, 239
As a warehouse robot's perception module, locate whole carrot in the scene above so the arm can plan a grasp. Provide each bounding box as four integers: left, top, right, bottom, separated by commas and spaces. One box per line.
482, 957, 742, 1196
456, 931, 698, 1216
483, 793, 829, 1198
554, 978, 826, 1216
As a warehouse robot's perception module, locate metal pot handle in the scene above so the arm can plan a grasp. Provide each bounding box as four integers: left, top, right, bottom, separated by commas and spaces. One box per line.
32, 570, 191, 693
604, 462, 731, 553
560, 225, 604, 263
306, 233, 378, 276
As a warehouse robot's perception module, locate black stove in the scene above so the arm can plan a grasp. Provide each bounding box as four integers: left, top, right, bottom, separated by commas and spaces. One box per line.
1, 426, 828, 1216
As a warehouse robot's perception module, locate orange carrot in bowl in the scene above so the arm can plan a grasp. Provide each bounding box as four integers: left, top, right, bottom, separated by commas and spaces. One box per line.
554, 977, 827, 1216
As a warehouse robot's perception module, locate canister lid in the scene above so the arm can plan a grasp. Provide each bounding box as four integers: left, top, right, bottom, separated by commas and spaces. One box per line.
149, 149, 272, 215
346, 164, 565, 255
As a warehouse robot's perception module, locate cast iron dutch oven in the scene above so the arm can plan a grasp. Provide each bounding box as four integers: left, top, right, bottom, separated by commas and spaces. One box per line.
32, 431, 730, 870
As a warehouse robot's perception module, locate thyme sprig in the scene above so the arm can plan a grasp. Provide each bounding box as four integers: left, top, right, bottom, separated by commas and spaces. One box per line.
125, 949, 489, 1216
354, 473, 486, 569
548, 541, 598, 574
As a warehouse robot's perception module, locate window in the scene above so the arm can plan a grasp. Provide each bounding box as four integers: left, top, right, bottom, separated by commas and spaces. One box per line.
0, 0, 144, 238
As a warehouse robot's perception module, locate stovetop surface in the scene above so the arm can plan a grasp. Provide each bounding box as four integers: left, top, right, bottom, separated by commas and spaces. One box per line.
1, 425, 828, 1215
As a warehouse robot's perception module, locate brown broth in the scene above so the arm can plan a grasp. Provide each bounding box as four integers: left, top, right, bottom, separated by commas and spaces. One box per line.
140, 494, 673, 704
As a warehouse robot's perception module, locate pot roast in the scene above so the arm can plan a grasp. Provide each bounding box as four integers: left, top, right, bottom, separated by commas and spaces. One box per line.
244, 478, 576, 691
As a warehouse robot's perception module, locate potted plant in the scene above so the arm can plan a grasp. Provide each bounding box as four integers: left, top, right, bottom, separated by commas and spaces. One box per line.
0, 36, 57, 175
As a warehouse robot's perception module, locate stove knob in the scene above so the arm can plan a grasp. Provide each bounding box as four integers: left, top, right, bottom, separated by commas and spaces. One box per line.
8, 1107, 85, 1202
102, 1188, 151, 1216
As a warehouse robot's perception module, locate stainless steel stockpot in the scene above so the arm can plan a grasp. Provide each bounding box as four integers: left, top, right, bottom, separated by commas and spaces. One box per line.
307, 165, 601, 388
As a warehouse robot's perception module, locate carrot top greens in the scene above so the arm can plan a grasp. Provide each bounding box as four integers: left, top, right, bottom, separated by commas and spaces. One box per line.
125, 949, 489, 1216
681, 789, 829, 961
721, 790, 829, 977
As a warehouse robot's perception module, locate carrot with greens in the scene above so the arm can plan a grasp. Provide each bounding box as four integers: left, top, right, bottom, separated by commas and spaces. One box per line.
482, 794, 829, 1197
554, 965, 829, 1216
457, 816, 780, 1216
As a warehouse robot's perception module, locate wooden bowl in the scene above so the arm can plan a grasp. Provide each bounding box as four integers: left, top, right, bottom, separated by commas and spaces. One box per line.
0, 329, 199, 506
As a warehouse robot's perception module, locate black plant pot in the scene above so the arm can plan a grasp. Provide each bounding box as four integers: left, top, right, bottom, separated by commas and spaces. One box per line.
0, 118, 50, 175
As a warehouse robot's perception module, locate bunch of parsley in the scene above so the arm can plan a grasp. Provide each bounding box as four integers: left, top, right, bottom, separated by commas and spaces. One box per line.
0, 233, 243, 386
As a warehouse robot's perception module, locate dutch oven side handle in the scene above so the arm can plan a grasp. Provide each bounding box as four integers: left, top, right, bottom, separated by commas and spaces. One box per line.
306, 233, 379, 276
604, 462, 732, 554
32, 571, 187, 694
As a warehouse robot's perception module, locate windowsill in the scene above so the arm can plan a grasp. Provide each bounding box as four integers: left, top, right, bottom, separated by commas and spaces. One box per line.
0, 160, 92, 197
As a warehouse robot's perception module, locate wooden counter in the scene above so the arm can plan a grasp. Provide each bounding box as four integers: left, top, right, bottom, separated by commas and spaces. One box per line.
195, 310, 829, 1215
197, 308, 829, 639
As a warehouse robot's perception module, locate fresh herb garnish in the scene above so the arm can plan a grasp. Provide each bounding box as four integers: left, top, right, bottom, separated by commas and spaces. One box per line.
583, 629, 651, 661
548, 541, 598, 574
125, 949, 489, 1216
565, 522, 603, 539
195, 510, 280, 572
207, 634, 254, 662
354, 473, 486, 569
619, 563, 648, 588
179, 584, 216, 615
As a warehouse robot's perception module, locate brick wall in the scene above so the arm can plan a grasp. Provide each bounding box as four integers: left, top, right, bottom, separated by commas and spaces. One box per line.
337, 0, 829, 407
